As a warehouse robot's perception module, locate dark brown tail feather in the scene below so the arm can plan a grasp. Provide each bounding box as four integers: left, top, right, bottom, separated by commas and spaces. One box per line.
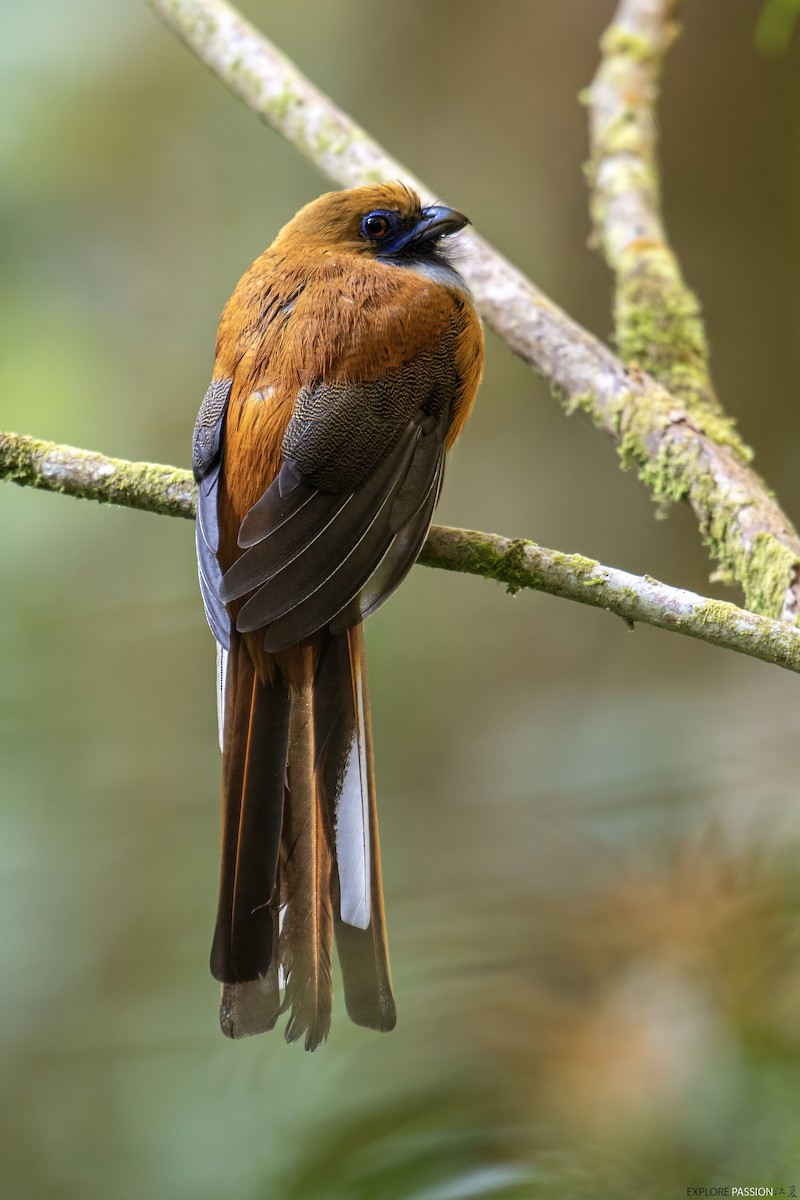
211, 631, 289, 1037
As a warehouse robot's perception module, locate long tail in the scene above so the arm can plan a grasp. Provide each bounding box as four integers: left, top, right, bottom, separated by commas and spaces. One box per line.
211, 627, 395, 1048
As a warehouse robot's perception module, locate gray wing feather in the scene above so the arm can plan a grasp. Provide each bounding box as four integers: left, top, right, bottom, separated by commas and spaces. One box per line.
194, 379, 233, 650
329, 445, 445, 633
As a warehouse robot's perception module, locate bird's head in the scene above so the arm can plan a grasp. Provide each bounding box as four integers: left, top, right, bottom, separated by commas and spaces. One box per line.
274, 183, 470, 262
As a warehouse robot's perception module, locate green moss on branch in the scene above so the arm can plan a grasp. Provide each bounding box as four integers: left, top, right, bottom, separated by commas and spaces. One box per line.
2, 429, 799, 672
0, 431, 195, 518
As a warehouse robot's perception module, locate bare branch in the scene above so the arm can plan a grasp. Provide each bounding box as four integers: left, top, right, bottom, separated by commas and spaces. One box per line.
3, 429, 799, 675
146, 0, 800, 622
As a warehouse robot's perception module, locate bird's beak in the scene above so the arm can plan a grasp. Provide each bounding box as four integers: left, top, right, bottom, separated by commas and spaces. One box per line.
413, 205, 470, 245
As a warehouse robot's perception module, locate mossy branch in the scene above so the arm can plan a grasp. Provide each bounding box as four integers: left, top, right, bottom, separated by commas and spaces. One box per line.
584, 0, 800, 619
0, 431, 196, 518
586, 0, 713, 411
3, 429, 800, 675
146, 0, 800, 623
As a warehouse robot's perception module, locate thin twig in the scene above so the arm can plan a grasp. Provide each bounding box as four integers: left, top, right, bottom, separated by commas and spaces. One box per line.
146, 0, 800, 622
3, 429, 799, 674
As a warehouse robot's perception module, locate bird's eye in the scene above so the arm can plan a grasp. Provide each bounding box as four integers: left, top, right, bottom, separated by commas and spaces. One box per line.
362, 212, 392, 240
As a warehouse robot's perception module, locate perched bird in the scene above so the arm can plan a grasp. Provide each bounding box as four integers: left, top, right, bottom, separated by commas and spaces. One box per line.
193, 182, 483, 1050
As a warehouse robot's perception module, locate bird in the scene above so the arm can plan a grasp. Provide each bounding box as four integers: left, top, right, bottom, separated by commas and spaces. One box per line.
192, 182, 484, 1050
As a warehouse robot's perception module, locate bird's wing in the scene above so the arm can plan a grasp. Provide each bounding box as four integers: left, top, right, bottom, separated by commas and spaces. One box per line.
220, 330, 458, 652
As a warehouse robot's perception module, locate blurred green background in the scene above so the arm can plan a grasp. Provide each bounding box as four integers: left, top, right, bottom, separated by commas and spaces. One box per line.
2, 1, 800, 1197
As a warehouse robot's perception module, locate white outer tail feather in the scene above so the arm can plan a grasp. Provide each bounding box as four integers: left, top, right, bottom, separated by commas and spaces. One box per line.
335, 643, 371, 930
216, 642, 228, 752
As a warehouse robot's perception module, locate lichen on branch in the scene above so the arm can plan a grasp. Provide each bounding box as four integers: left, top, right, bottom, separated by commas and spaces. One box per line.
0, 431, 195, 518
584, 0, 800, 620
2, 429, 799, 675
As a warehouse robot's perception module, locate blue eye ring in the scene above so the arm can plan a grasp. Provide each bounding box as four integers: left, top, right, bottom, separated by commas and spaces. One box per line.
361, 211, 394, 240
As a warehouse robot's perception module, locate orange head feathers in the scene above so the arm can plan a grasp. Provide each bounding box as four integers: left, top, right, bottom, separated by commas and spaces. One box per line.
272, 182, 469, 261
193, 185, 483, 1049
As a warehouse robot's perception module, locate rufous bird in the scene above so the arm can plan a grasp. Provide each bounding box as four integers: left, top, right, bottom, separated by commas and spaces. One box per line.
193, 182, 483, 1050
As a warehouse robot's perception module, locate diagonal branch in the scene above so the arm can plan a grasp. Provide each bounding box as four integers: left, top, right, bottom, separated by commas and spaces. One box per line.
145, 0, 800, 623
3, 429, 800, 675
